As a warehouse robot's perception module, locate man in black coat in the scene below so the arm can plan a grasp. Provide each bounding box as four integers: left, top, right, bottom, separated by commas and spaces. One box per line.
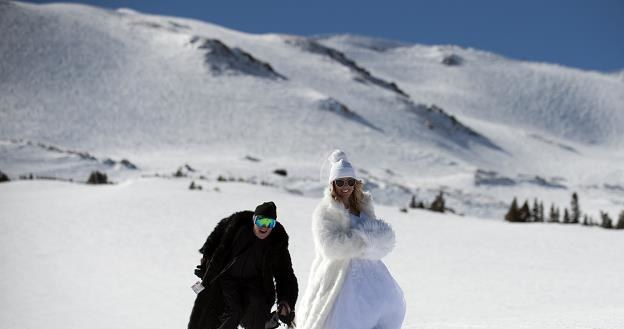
188, 201, 298, 329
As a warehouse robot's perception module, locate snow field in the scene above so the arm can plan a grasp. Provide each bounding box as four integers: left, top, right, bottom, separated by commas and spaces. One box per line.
1, 179, 623, 329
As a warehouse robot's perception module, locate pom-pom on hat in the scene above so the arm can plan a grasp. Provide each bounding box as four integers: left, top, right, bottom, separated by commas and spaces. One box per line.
328, 150, 356, 184
254, 201, 277, 219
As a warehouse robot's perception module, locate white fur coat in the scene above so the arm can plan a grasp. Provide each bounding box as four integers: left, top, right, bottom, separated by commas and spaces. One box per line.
297, 189, 396, 329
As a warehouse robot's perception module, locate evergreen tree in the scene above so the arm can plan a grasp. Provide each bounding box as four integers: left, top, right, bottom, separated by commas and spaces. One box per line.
600, 211, 613, 229
409, 195, 417, 209
430, 191, 446, 213
616, 210, 624, 229
505, 198, 520, 222
570, 192, 580, 224
519, 200, 530, 222
0, 170, 9, 183
87, 171, 108, 184
548, 204, 557, 223
538, 201, 545, 222
563, 208, 570, 223
555, 207, 561, 223
531, 198, 539, 222
582, 214, 590, 226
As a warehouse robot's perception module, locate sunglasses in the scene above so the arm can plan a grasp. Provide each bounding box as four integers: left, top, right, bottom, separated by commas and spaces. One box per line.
254, 215, 276, 229
334, 178, 356, 187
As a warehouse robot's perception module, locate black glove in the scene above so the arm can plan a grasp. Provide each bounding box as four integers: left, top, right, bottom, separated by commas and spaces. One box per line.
194, 264, 206, 278
278, 311, 295, 327
277, 303, 295, 328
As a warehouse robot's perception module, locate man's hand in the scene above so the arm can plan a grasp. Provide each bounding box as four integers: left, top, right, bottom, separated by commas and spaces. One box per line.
277, 301, 295, 327
278, 301, 291, 315
194, 265, 205, 278
194, 257, 207, 278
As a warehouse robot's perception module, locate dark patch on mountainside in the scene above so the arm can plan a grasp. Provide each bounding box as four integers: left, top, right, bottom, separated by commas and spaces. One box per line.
130, 21, 183, 34
287, 38, 407, 97
191, 36, 286, 80
529, 134, 579, 154
7, 139, 138, 170
317, 97, 382, 132
168, 21, 190, 30
441, 54, 463, 66
312, 35, 407, 53
402, 100, 502, 151
475, 169, 567, 189
131, 20, 190, 32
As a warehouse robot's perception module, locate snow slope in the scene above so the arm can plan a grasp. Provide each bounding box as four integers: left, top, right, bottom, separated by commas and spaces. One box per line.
319, 35, 624, 146
1, 0, 623, 219
1, 179, 623, 329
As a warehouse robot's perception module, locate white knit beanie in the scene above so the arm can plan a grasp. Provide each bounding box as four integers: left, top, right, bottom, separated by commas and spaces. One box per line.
327, 150, 356, 183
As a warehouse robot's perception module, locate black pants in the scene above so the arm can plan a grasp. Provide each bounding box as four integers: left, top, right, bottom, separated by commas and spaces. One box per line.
217, 278, 269, 329
188, 283, 221, 329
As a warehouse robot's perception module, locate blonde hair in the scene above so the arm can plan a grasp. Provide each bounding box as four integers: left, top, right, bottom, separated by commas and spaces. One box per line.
331, 179, 364, 215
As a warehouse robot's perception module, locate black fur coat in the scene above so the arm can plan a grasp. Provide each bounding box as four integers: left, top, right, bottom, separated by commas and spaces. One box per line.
188, 210, 298, 329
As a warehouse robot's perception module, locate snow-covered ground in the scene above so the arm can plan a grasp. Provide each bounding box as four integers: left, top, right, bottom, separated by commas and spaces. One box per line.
1, 179, 623, 329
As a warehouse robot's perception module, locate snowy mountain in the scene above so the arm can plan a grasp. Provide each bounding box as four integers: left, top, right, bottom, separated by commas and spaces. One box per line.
1, 0, 623, 218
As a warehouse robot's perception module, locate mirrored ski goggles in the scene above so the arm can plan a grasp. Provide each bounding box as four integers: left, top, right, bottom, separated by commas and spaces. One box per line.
254, 215, 276, 229
334, 178, 356, 187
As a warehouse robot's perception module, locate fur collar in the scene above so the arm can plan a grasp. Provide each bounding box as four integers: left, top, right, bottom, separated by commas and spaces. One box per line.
313, 188, 394, 261
318, 187, 376, 222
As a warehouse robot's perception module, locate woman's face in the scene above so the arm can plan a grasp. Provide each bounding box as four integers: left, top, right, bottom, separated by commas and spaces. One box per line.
333, 177, 355, 200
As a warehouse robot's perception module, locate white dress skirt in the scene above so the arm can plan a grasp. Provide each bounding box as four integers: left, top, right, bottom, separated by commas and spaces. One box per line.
323, 214, 406, 329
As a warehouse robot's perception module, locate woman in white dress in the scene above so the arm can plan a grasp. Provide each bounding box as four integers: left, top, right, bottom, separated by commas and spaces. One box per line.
298, 150, 405, 329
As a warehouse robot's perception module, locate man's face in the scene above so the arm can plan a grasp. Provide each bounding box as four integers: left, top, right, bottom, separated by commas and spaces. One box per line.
253, 225, 272, 239
253, 216, 275, 239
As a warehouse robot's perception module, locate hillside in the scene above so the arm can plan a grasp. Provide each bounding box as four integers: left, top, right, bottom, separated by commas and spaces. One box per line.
1, 0, 623, 218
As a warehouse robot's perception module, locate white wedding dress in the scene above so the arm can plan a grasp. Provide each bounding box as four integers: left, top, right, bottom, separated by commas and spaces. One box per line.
322, 213, 406, 329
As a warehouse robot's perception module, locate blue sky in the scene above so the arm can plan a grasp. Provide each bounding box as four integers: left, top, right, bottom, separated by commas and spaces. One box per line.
26, 0, 624, 72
